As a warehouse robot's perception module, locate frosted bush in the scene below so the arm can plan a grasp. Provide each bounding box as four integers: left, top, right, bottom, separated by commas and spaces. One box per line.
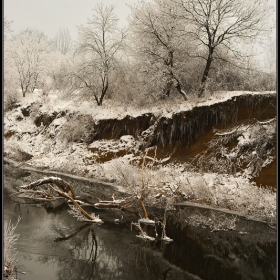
4, 217, 21, 279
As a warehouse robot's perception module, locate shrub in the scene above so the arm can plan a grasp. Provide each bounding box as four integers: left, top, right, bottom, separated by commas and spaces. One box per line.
58, 114, 95, 144
4, 91, 19, 112
4, 217, 21, 279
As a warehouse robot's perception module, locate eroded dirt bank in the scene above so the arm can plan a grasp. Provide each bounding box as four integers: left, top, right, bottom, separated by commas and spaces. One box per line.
6, 92, 276, 181
89, 93, 276, 148
3, 91, 277, 223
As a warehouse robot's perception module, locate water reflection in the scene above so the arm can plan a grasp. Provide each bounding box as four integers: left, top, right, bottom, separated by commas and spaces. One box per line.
165, 208, 276, 280
4, 168, 277, 280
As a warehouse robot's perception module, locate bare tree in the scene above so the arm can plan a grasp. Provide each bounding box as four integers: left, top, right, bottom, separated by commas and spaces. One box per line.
4, 17, 13, 40
176, 0, 273, 97
73, 4, 126, 106
264, 36, 276, 74
51, 28, 72, 54
128, 0, 188, 101
5, 29, 51, 97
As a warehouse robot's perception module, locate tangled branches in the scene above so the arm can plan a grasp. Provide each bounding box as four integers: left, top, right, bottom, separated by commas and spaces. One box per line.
192, 118, 276, 177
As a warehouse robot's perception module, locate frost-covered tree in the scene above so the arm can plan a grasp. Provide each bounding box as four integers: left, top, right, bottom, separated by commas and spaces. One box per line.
128, 0, 189, 101
4, 17, 13, 40
51, 28, 73, 55
5, 29, 51, 97
176, 0, 274, 97
3, 18, 18, 110
73, 4, 126, 106
46, 51, 74, 92
264, 36, 276, 75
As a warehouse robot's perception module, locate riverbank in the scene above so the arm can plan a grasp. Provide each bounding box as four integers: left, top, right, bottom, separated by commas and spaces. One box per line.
3, 90, 276, 224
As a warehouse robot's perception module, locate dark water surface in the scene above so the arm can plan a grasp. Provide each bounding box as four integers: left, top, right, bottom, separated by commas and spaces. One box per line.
3, 165, 276, 280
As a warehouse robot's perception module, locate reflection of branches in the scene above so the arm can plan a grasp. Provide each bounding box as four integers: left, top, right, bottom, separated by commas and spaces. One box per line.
55, 224, 98, 275
88, 228, 98, 272
55, 223, 91, 242
135, 241, 149, 272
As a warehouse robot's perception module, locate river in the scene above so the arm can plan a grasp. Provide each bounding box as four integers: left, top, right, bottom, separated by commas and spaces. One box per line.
3, 164, 276, 280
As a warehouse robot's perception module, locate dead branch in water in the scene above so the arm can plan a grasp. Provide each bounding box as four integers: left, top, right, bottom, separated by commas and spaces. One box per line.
18, 177, 76, 197
12, 177, 102, 222
140, 151, 149, 219
131, 222, 155, 241
50, 186, 97, 221
94, 194, 135, 209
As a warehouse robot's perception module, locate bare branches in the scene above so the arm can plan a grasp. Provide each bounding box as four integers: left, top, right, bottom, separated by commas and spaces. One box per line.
5, 29, 50, 97
186, 211, 239, 232
4, 17, 13, 40
73, 4, 126, 106
12, 177, 103, 223
4, 217, 21, 278
128, 0, 188, 100
51, 28, 72, 54
176, 0, 274, 96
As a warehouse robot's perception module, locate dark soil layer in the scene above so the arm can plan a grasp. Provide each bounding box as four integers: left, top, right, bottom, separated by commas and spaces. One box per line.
92, 93, 276, 148
91, 93, 276, 188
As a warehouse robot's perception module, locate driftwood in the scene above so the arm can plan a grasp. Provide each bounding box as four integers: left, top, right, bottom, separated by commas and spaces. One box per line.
12, 177, 102, 222
131, 222, 155, 241
215, 118, 276, 137
18, 177, 76, 197
50, 186, 97, 221
94, 195, 135, 209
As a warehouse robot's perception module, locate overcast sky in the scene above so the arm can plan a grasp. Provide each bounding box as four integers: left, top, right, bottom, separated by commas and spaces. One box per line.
5, 0, 276, 40
4, 0, 142, 40
4, 0, 276, 72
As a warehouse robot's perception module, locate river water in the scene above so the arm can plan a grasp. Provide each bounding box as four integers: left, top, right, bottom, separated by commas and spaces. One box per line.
3, 164, 277, 280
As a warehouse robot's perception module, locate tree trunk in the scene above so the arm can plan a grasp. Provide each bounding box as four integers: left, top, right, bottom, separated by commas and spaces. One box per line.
139, 197, 148, 219
98, 76, 109, 106
199, 48, 214, 98
21, 84, 27, 97
164, 81, 173, 97
51, 187, 96, 221
175, 81, 188, 101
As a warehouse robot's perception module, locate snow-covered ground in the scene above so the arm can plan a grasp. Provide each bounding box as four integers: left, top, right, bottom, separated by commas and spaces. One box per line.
3, 90, 276, 223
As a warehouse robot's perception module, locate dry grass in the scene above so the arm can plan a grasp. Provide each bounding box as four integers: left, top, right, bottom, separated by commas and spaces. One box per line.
100, 158, 276, 224
4, 217, 21, 279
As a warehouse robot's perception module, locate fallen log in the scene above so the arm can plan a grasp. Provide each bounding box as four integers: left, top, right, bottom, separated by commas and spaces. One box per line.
50, 186, 99, 222
13, 177, 102, 223
94, 195, 134, 209
18, 177, 76, 197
